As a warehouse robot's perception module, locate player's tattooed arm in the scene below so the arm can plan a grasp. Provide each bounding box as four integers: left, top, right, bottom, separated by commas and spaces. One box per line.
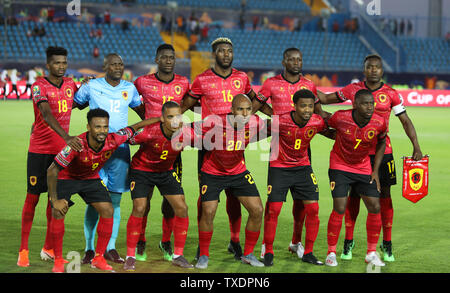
47, 162, 68, 218
38, 102, 83, 152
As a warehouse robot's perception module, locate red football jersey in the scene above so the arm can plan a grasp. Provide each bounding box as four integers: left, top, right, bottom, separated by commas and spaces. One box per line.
197, 114, 267, 176
54, 127, 134, 180
336, 81, 406, 154
134, 73, 190, 118
328, 109, 387, 175
270, 112, 326, 168
129, 123, 195, 172
189, 68, 253, 119
257, 74, 318, 115
29, 77, 78, 154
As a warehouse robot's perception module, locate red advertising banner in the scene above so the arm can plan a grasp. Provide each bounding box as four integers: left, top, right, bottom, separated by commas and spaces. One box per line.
2, 82, 450, 107
402, 156, 430, 203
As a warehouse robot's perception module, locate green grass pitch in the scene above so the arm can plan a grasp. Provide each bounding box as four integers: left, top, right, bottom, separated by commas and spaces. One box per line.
1, 100, 449, 274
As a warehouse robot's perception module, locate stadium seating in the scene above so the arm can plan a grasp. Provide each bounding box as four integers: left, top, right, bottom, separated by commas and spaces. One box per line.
0, 21, 163, 63
195, 28, 370, 71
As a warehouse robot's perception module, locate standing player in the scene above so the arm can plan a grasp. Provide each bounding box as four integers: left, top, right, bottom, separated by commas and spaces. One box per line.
133, 44, 190, 262
195, 94, 268, 269
324, 89, 387, 267
124, 102, 193, 270
181, 37, 258, 259
46, 109, 160, 273
262, 89, 333, 266
317, 54, 423, 262
17, 46, 82, 267
73, 53, 145, 264
252, 47, 327, 260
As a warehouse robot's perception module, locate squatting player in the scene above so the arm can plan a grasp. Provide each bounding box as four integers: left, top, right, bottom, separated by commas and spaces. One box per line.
324, 89, 387, 267
73, 53, 145, 264
195, 94, 269, 269
133, 44, 190, 262
262, 89, 334, 267
18, 46, 82, 267
317, 54, 423, 262
181, 37, 258, 259
252, 47, 328, 260
124, 101, 194, 270
46, 109, 160, 273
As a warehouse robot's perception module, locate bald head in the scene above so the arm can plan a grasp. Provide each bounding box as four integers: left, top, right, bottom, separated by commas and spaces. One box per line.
232, 94, 251, 108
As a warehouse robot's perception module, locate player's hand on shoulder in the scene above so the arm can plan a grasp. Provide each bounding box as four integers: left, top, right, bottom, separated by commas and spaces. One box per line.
65, 136, 83, 152
80, 76, 95, 85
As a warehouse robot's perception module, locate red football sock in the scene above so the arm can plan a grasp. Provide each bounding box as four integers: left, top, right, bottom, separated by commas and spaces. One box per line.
126, 215, 143, 257
344, 196, 360, 241
198, 230, 213, 257
327, 210, 344, 254
304, 202, 320, 255
20, 193, 40, 251
50, 216, 65, 260
96, 217, 113, 256
138, 216, 147, 242
366, 213, 382, 253
226, 190, 241, 243
162, 216, 174, 243
380, 197, 393, 242
173, 216, 189, 256
244, 228, 260, 256
291, 199, 305, 244
43, 199, 53, 250
263, 201, 283, 254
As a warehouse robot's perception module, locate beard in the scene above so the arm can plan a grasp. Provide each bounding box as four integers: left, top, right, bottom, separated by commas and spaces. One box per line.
216, 57, 233, 70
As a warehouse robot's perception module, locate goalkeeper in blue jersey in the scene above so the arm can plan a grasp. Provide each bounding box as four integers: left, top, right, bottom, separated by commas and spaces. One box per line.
73, 53, 145, 264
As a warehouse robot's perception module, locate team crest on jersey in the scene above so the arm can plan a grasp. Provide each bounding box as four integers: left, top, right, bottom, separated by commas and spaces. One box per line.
364, 128, 377, 141
306, 128, 315, 138
231, 78, 242, 90
174, 85, 182, 96
376, 93, 388, 105
122, 91, 128, 100
65, 88, 73, 98
102, 150, 112, 161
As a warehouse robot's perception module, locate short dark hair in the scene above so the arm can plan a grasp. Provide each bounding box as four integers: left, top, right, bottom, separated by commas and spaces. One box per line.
46, 46, 68, 63
211, 37, 233, 52
156, 44, 175, 56
87, 108, 109, 123
292, 89, 316, 105
364, 54, 382, 65
162, 101, 180, 115
354, 89, 373, 101
283, 47, 301, 59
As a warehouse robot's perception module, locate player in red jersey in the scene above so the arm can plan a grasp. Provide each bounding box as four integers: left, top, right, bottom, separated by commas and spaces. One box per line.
17, 46, 83, 267
124, 101, 194, 270
181, 37, 258, 260
262, 89, 334, 267
46, 108, 160, 273
195, 94, 269, 269
252, 47, 329, 261
317, 54, 423, 262
133, 44, 190, 262
324, 89, 387, 267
